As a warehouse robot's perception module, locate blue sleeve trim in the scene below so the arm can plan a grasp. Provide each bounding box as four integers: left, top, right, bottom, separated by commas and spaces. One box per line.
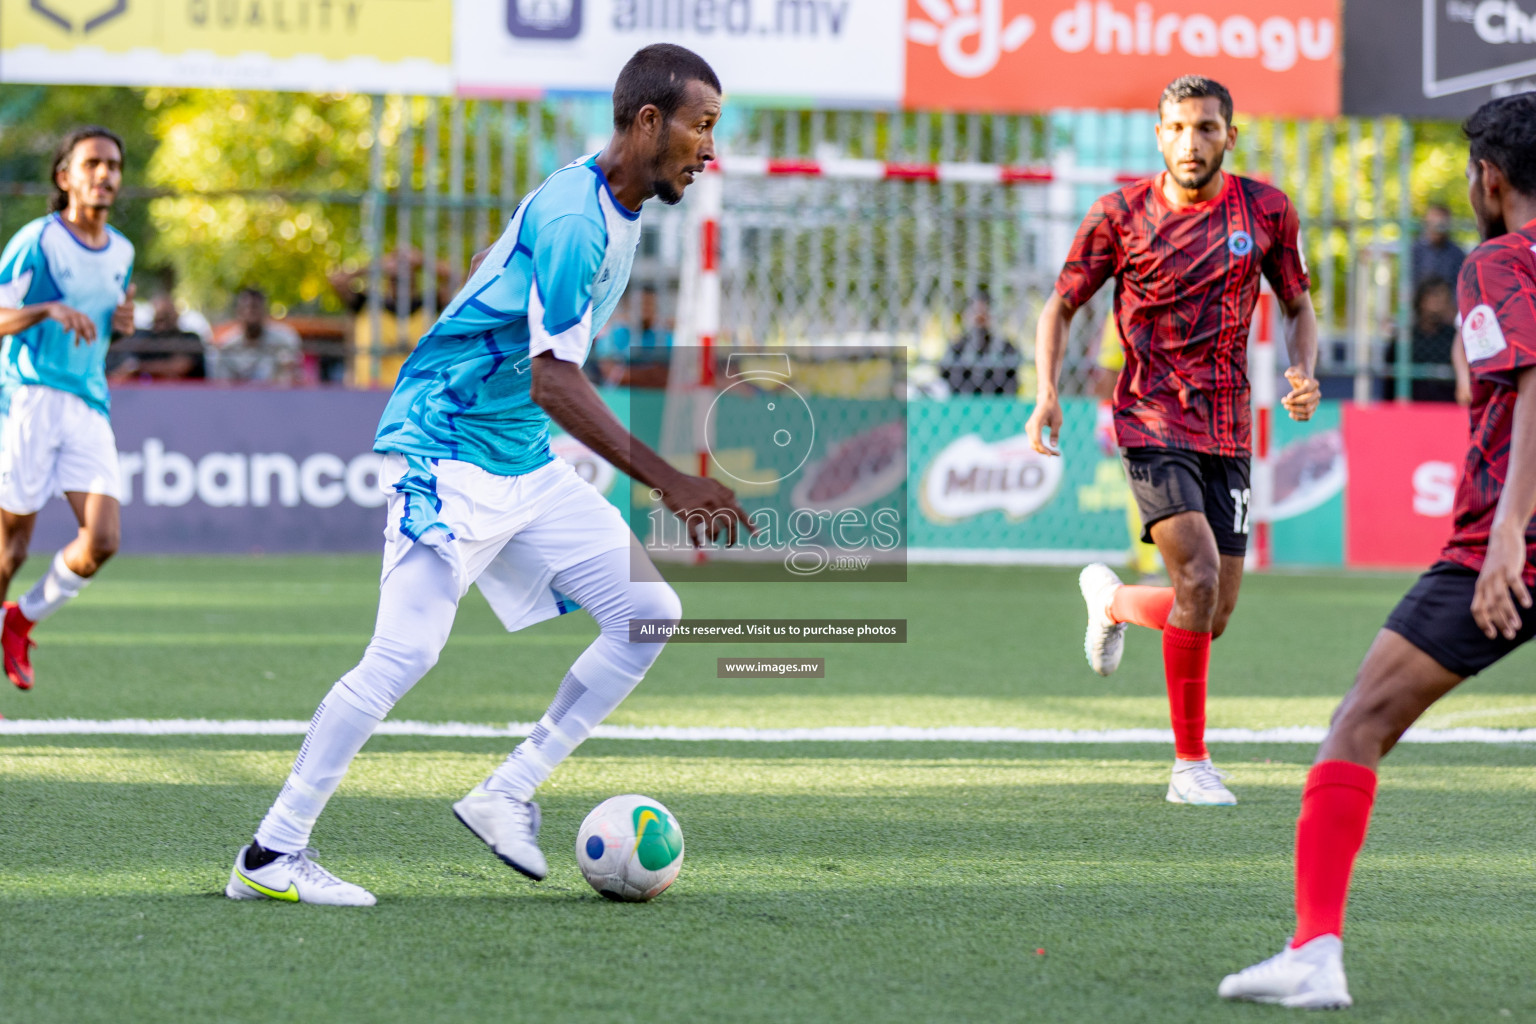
545, 307, 591, 337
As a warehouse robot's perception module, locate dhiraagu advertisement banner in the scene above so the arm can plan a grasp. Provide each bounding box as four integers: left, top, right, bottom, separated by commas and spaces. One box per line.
0, 0, 453, 93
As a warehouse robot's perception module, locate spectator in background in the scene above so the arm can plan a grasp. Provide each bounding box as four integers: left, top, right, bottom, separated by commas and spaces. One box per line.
939, 288, 1020, 396
592, 284, 672, 388
329, 249, 453, 388
207, 287, 301, 385
107, 291, 205, 381
1384, 276, 1472, 404
1411, 202, 1466, 289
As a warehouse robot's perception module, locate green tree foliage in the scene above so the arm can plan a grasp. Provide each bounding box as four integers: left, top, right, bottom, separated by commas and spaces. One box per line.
144, 90, 379, 315
0, 84, 1497, 328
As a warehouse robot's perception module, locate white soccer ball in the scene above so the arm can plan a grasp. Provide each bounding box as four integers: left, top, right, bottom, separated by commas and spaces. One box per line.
575, 794, 684, 902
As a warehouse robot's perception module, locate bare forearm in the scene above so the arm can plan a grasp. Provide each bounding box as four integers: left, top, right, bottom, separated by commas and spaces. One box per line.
531, 355, 682, 492
0, 305, 50, 338
1281, 294, 1318, 375
1492, 368, 1536, 540
1034, 293, 1076, 397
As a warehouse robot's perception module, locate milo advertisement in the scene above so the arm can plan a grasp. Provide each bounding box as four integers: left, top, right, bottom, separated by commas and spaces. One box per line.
909, 397, 1128, 562
910, 397, 1344, 567
549, 384, 1346, 572
1270, 401, 1346, 567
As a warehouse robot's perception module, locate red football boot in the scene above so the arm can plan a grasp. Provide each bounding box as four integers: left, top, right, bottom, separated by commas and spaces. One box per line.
3, 602, 36, 690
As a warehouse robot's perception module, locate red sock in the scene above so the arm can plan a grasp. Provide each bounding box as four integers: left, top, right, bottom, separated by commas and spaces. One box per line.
1110, 585, 1174, 630
1162, 625, 1210, 760
1292, 760, 1378, 947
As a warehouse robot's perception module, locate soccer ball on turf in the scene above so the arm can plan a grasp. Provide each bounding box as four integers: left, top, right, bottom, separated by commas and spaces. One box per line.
576, 794, 684, 902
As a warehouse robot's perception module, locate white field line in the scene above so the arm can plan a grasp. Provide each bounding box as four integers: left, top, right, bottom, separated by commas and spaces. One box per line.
0, 719, 1534, 744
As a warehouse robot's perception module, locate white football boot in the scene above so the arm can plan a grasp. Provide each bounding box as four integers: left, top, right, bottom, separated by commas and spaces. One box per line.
1079, 563, 1129, 676
1219, 934, 1352, 1009
1167, 758, 1238, 805
453, 784, 548, 881
225, 845, 377, 906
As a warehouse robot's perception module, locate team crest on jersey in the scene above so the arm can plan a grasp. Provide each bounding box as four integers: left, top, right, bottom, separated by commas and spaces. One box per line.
1227, 231, 1254, 257
1462, 304, 1508, 363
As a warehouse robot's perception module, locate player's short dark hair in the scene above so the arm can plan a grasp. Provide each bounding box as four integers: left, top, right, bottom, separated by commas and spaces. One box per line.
612, 44, 721, 131
236, 286, 267, 305
1158, 76, 1233, 125
1463, 94, 1536, 197
49, 126, 125, 213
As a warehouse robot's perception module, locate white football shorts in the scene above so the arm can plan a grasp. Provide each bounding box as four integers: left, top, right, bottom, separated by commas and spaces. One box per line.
0, 385, 122, 515
378, 452, 635, 633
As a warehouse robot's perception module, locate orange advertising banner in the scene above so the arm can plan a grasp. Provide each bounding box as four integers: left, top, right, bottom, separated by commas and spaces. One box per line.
904, 0, 1341, 117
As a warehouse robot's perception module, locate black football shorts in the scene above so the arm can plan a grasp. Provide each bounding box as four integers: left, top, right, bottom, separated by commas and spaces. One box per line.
1384, 561, 1536, 677
1121, 447, 1252, 557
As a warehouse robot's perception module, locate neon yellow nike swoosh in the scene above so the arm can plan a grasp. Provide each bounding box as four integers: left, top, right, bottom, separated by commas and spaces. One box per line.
235, 868, 299, 902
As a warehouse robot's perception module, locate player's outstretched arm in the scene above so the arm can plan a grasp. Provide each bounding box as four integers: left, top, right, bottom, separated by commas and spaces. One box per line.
1278, 290, 1321, 422
1026, 292, 1076, 456
0, 302, 96, 343
1472, 365, 1536, 639
530, 352, 751, 547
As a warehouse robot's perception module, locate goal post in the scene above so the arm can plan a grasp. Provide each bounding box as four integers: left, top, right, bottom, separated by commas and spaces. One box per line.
660, 155, 1279, 568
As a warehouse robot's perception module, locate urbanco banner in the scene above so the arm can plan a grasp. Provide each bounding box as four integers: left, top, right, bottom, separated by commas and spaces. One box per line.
28, 388, 622, 555
904, 0, 1340, 117
0, 0, 454, 93
454, 0, 907, 105
1344, 0, 1536, 117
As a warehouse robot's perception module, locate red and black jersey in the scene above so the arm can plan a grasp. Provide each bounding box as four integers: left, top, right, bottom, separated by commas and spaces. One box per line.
1442, 218, 1536, 585
1055, 172, 1310, 457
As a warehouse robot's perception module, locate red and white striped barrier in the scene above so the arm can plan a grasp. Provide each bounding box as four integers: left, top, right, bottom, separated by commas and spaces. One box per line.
716, 156, 1148, 187
694, 167, 723, 480
1250, 288, 1278, 571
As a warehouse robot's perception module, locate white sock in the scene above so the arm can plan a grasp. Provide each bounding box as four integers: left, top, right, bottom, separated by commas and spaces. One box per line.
18, 551, 89, 624
254, 689, 382, 853
253, 543, 460, 852
484, 659, 639, 802
484, 546, 680, 801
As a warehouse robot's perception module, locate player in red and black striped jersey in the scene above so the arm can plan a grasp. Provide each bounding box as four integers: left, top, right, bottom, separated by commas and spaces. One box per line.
1028, 76, 1321, 806
1220, 93, 1536, 1010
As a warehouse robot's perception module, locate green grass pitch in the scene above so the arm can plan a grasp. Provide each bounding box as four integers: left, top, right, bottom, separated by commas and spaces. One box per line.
2, 557, 1533, 1023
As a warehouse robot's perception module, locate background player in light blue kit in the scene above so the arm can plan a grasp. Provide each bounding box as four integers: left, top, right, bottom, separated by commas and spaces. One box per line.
228, 44, 749, 906
0, 127, 136, 697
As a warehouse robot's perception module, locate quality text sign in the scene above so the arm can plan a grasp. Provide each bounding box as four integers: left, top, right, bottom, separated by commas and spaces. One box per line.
0, 0, 453, 93
904, 0, 1341, 117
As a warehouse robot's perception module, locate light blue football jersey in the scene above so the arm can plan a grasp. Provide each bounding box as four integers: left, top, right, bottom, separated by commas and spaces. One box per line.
0, 214, 134, 417
375, 154, 642, 476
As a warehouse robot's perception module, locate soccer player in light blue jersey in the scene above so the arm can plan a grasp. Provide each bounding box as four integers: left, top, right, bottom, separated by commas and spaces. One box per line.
0, 128, 136, 700
229, 44, 749, 906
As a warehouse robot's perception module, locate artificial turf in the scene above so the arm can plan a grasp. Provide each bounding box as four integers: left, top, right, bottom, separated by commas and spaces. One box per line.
1, 558, 1533, 1022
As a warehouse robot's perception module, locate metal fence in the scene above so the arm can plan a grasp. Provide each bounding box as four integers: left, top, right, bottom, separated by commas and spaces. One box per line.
0, 96, 1458, 399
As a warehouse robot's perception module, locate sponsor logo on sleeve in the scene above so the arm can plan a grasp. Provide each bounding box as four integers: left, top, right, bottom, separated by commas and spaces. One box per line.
1461, 303, 1508, 362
